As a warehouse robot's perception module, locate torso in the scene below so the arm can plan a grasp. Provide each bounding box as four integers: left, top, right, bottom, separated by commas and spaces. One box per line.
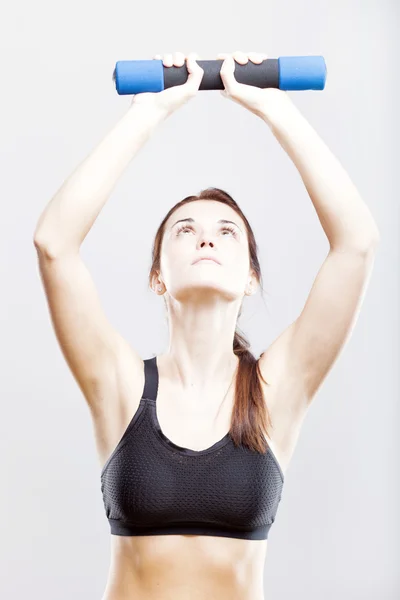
93, 351, 307, 600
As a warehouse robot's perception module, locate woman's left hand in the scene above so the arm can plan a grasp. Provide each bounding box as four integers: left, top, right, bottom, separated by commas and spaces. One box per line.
217, 51, 292, 120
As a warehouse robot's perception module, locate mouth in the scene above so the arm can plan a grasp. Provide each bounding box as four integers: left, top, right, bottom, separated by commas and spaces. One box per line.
192, 258, 221, 265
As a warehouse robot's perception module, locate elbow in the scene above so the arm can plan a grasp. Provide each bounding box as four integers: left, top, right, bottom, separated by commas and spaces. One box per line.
357, 218, 381, 250
33, 235, 56, 260
331, 227, 381, 255
33, 230, 65, 259
33, 233, 80, 259
33, 229, 52, 253
33, 230, 47, 251
360, 228, 381, 252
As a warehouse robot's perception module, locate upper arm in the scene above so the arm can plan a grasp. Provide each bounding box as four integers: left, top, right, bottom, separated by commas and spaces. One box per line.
260, 244, 379, 405
35, 247, 142, 412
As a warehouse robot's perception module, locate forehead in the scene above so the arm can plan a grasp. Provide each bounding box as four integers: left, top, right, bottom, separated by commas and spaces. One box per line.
166, 200, 245, 230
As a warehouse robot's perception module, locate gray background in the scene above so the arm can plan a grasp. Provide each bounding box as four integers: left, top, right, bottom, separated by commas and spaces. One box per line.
1, 0, 398, 598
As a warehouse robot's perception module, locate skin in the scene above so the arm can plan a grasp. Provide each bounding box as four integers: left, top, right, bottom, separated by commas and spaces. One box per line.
100, 200, 279, 600
152, 199, 257, 395
34, 49, 379, 600
87, 146, 378, 600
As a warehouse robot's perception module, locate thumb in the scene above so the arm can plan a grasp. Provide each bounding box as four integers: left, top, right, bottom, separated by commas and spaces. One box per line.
218, 54, 236, 95
186, 53, 203, 81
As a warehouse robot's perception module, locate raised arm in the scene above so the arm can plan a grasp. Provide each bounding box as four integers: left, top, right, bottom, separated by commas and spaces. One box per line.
258, 96, 380, 415
33, 101, 169, 414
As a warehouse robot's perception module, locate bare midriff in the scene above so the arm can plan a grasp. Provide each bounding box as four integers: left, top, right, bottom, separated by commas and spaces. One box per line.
101, 534, 268, 600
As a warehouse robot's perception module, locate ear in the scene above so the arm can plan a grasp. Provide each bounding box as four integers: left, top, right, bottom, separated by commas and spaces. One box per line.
150, 273, 162, 293
249, 271, 259, 290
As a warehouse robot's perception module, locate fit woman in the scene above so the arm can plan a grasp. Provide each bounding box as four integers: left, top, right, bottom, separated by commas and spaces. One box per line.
33, 52, 380, 600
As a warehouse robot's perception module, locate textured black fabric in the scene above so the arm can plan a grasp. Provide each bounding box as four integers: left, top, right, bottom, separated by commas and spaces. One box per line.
101, 356, 285, 540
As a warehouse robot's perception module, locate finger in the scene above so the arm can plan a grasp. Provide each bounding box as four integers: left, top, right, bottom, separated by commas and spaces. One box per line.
186, 52, 201, 66
233, 50, 248, 64
219, 54, 237, 94
186, 53, 204, 83
219, 55, 234, 79
173, 51, 186, 67
163, 53, 173, 67
220, 54, 235, 72
153, 54, 162, 60
248, 52, 264, 64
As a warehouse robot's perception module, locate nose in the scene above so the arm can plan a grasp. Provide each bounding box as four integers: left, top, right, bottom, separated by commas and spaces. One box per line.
199, 239, 214, 248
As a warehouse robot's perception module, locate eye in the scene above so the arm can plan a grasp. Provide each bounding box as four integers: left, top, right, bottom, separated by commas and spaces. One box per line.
221, 225, 238, 237
175, 225, 238, 237
175, 225, 194, 235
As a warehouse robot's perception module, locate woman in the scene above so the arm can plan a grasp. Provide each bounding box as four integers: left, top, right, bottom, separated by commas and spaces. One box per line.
33, 51, 380, 600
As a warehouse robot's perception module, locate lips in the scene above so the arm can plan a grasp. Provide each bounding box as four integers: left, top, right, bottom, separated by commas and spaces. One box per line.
192, 257, 221, 265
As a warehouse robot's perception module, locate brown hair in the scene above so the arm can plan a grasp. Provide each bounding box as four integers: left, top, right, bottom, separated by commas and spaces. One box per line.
148, 187, 273, 454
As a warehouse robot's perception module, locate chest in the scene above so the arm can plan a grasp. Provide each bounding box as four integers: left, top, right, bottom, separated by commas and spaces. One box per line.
101, 397, 284, 541
156, 383, 235, 452
155, 378, 302, 477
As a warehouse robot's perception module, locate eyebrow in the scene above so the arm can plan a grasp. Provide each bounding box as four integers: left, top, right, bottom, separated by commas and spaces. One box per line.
171, 217, 243, 233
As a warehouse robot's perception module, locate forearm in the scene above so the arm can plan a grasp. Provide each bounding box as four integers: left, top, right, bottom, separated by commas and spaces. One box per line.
34, 102, 169, 255
261, 98, 380, 251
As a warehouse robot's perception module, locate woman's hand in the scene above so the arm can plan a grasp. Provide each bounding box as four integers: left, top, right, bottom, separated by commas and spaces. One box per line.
131, 52, 204, 116
217, 51, 293, 119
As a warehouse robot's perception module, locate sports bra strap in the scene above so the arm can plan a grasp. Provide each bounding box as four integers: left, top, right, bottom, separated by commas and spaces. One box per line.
142, 356, 159, 401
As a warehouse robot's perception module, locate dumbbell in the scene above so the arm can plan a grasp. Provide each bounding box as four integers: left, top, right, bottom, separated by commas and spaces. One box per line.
113, 56, 327, 95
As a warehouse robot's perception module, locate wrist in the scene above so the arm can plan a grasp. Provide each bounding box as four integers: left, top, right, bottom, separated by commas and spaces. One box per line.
129, 96, 171, 121
258, 92, 298, 127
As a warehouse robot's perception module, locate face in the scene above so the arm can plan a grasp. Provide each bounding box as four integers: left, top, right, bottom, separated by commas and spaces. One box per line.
157, 201, 256, 303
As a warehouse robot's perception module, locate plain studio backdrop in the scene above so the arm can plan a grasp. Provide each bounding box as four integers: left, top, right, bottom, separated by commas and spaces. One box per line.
0, 0, 398, 598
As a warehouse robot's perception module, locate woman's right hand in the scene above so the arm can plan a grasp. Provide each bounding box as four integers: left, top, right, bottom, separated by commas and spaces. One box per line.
130, 52, 204, 116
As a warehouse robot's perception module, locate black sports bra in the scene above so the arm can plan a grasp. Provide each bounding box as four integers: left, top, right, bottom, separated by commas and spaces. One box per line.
101, 356, 285, 540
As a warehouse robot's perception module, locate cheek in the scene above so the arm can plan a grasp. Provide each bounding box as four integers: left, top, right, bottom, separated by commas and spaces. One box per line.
162, 246, 187, 273
232, 246, 249, 265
